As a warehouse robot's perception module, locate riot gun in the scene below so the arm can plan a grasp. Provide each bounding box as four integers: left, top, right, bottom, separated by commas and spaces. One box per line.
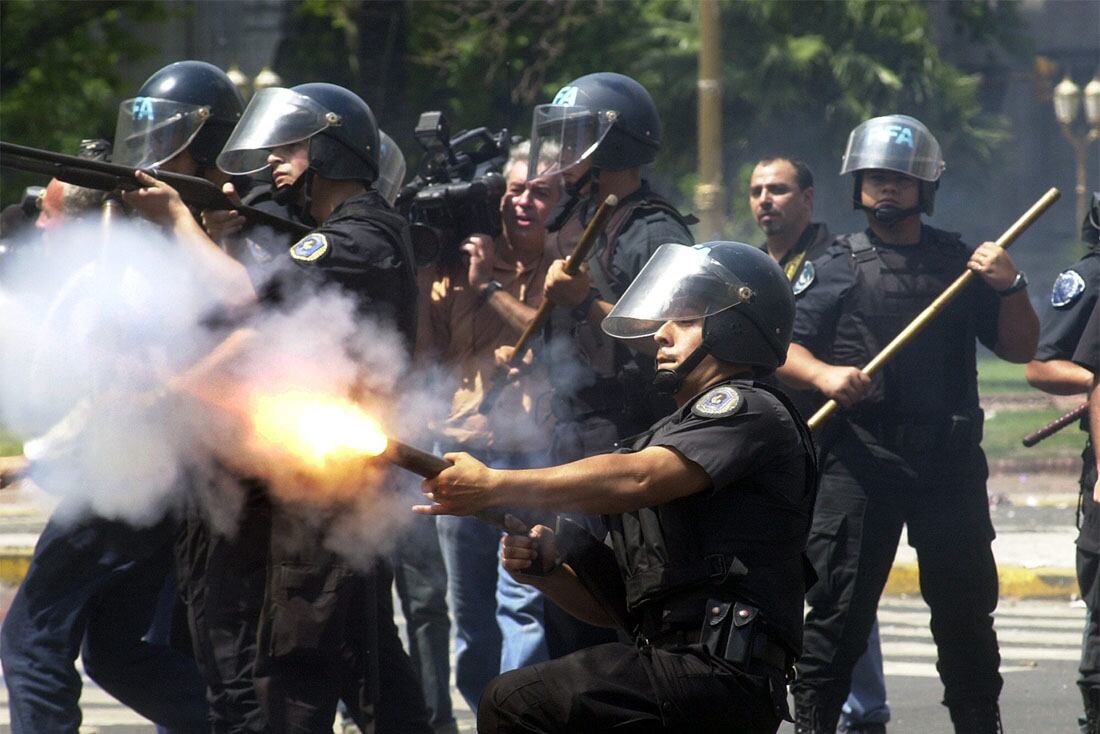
395, 112, 510, 267
0, 141, 310, 239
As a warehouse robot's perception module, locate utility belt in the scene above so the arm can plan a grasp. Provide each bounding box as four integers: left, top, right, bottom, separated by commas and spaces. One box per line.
851, 407, 984, 454
637, 598, 790, 677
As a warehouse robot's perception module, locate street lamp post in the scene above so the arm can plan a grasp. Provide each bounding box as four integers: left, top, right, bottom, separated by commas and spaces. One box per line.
1053, 74, 1100, 229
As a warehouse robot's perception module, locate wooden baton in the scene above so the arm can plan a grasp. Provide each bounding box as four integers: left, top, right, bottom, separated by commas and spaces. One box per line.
807, 187, 1061, 430
1021, 402, 1088, 447
477, 194, 619, 414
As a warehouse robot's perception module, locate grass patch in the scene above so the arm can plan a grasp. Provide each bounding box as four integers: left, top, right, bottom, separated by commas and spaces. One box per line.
982, 405, 1086, 461
977, 357, 1029, 395
0, 427, 23, 457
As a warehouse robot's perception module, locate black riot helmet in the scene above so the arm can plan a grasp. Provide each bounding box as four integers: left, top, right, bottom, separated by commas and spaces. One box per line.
604, 241, 794, 388
1083, 192, 1100, 250
113, 61, 244, 169
217, 82, 379, 184
529, 72, 661, 177
840, 114, 945, 223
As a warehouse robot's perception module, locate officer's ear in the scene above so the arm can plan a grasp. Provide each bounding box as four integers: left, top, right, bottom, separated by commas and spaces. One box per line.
802, 185, 815, 211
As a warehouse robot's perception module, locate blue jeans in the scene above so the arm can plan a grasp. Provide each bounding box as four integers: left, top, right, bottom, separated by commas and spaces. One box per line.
842, 618, 891, 727
436, 513, 548, 714
1, 511, 207, 734
393, 513, 457, 732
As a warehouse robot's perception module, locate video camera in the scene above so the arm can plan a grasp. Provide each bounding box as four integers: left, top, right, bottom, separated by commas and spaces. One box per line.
396, 112, 510, 267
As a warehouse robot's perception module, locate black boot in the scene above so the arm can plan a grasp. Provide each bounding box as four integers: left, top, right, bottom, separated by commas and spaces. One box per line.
1082, 686, 1099, 734
947, 698, 1003, 734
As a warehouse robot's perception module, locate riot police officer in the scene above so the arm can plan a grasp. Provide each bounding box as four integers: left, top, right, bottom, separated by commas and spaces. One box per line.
778, 114, 1039, 733
418, 241, 817, 733
525, 71, 695, 461
516, 71, 696, 657
1026, 193, 1100, 733
135, 81, 429, 733
0, 60, 244, 734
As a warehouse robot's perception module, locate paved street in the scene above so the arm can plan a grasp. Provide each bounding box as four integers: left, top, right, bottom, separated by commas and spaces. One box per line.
0, 596, 1084, 732
0, 472, 1087, 732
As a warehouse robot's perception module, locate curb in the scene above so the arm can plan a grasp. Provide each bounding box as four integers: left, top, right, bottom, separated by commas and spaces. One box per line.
883, 561, 1079, 599
0, 547, 34, 587
0, 547, 1081, 599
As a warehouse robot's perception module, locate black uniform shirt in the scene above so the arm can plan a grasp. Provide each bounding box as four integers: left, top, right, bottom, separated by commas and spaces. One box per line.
792, 226, 999, 418
1071, 301, 1100, 373
764, 221, 833, 284
608, 380, 813, 654
280, 189, 417, 344
1035, 252, 1100, 363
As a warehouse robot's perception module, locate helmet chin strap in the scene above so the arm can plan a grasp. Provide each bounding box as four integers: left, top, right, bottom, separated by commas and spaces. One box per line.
273, 168, 312, 211
854, 200, 922, 225
652, 344, 708, 396
564, 165, 598, 199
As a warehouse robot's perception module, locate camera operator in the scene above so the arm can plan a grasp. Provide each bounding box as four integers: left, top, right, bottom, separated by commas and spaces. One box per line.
415, 141, 560, 714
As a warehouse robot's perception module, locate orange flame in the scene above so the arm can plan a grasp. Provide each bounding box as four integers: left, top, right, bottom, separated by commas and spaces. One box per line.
250, 391, 388, 469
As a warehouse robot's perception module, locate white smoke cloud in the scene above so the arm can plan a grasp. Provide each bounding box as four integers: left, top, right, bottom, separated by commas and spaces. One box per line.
0, 217, 560, 566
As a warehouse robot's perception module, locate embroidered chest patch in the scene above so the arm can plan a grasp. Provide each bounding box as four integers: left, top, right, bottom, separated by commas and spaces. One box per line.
691, 386, 743, 419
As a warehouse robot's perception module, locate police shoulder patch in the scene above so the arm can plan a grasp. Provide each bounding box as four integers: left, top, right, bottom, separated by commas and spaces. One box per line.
1051, 269, 1086, 308
691, 385, 743, 419
289, 233, 329, 262
792, 261, 816, 296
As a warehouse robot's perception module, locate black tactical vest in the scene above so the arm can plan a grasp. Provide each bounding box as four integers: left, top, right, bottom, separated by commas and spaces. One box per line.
606, 382, 817, 654
828, 227, 982, 419
544, 188, 693, 428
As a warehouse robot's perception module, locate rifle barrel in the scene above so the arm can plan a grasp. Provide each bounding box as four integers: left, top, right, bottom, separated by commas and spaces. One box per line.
1, 141, 309, 238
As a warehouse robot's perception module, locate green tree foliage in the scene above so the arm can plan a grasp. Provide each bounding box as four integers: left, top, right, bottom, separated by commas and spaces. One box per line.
0, 0, 167, 201
0, 0, 1028, 222
275, 0, 1025, 234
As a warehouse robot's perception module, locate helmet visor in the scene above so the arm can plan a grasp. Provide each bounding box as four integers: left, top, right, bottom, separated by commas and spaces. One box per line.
113, 97, 210, 168
602, 243, 749, 339
839, 114, 944, 182
217, 88, 335, 175
376, 131, 406, 206
528, 104, 614, 180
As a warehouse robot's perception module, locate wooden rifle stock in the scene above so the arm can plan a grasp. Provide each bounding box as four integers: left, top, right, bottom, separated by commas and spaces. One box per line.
807, 187, 1061, 430
477, 194, 619, 414
1, 141, 310, 238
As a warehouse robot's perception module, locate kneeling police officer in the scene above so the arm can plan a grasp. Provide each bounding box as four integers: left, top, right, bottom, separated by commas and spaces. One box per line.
417, 241, 817, 733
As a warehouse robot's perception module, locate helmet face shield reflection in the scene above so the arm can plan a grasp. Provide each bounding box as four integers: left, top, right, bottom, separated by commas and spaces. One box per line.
839, 114, 944, 182
602, 243, 749, 339
376, 131, 406, 206
528, 104, 614, 179
217, 87, 336, 175
113, 97, 211, 168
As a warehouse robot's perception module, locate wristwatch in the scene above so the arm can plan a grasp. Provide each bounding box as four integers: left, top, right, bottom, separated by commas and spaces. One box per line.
571, 288, 601, 322
997, 271, 1028, 297
479, 279, 504, 302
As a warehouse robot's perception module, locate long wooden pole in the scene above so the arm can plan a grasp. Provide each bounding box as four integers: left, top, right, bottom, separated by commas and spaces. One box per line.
477, 194, 618, 414
807, 187, 1061, 430
508, 194, 618, 359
